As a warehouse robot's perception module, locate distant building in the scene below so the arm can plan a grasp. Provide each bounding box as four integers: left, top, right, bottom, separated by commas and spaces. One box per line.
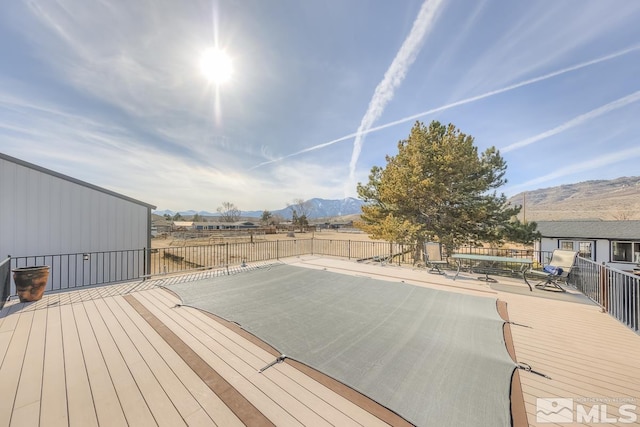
173, 221, 195, 230
172, 221, 259, 231
534, 220, 640, 271
151, 217, 172, 236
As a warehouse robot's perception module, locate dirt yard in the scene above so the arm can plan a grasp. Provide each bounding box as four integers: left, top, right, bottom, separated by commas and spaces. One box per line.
151, 229, 378, 249
149, 229, 385, 274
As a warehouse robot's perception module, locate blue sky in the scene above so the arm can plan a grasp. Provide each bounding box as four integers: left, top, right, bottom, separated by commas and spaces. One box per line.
1, 0, 639, 212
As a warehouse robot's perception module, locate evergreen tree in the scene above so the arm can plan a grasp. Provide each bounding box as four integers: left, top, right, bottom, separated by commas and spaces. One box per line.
356, 121, 527, 252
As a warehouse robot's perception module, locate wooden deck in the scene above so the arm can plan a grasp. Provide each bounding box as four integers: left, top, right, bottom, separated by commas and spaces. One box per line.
1, 256, 639, 426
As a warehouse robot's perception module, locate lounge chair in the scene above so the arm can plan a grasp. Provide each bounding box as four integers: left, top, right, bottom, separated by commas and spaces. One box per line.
425, 242, 448, 274
528, 249, 578, 292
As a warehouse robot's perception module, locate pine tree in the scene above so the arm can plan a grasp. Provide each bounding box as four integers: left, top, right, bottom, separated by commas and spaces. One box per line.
356, 121, 530, 252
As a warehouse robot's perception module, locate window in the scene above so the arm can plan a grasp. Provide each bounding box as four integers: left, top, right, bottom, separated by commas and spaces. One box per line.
558, 240, 593, 259
559, 240, 574, 250
578, 241, 593, 260
612, 241, 634, 263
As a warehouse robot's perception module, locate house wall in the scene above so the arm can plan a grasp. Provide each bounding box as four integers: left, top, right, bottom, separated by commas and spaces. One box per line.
539, 237, 637, 271
0, 156, 153, 288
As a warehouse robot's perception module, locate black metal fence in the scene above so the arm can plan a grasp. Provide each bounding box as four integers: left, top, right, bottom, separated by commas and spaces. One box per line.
0, 257, 10, 309
10, 249, 146, 294
7, 241, 547, 297
151, 240, 314, 275
312, 240, 418, 264
8, 241, 639, 335
5, 239, 423, 295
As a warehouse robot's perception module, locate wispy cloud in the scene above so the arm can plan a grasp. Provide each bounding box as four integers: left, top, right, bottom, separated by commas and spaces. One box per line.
252, 44, 640, 169
502, 90, 640, 153
347, 0, 445, 187
449, 2, 639, 97
505, 145, 640, 193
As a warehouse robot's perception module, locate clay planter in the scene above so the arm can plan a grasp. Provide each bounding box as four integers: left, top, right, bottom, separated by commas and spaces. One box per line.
13, 266, 50, 302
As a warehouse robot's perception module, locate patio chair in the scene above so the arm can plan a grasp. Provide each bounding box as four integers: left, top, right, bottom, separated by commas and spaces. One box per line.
425, 242, 448, 274
529, 249, 578, 292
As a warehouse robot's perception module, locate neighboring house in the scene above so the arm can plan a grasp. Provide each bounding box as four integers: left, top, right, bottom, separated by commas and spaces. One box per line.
173, 221, 259, 231
534, 220, 640, 271
0, 153, 156, 288
173, 221, 195, 230
316, 221, 354, 230
194, 221, 258, 230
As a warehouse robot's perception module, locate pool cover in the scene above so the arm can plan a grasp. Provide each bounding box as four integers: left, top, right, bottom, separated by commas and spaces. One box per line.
168, 264, 516, 426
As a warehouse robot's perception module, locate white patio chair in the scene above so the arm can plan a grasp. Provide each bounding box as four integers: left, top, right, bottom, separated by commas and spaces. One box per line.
528, 249, 578, 292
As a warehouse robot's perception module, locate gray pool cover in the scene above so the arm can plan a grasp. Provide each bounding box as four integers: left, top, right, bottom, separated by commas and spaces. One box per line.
168, 264, 516, 426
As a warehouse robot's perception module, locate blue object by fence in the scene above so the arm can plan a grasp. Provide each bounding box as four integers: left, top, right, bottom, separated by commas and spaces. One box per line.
543, 265, 563, 275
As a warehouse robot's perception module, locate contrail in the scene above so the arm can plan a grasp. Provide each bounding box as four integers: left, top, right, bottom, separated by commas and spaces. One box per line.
502, 90, 640, 153
250, 44, 640, 170
348, 0, 444, 185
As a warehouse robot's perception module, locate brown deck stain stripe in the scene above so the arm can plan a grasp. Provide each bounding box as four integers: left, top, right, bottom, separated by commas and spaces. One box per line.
123, 294, 275, 427
497, 300, 528, 427
161, 286, 412, 427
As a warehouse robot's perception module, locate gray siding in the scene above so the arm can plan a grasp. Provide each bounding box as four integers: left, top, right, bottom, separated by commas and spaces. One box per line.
1, 156, 151, 258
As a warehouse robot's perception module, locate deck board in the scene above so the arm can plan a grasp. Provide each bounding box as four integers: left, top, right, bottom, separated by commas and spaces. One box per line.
39, 304, 68, 427
0, 309, 34, 427
72, 302, 128, 427
60, 303, 99, 427
90, 297, 188, 427
102, 296, 217, 426
150, 287, 389, 427
503, 292, 640, 425
81, 299, 158, 426
154, 290, 391, 427
112, 296, 244, 427
134, 290, 306, 426
11, 308, 47, 427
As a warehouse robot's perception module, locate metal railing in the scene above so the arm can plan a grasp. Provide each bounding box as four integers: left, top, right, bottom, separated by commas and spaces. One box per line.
455, 245, 551, 261
1, 257, 10, 309
6, 239, 423, 295
8, 240, 638, 335
571, 257, 639, 334
10, 249, 146, 294
312, 240, 417, 265
151, 240, 314, 275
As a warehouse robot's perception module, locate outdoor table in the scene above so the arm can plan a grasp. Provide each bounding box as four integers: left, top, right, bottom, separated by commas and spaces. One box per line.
451, 254, 534, 291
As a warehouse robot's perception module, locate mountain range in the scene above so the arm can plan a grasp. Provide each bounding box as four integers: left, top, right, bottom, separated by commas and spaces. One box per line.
508, 176, 640, 221
153, 197, 366, 220
154, 176, 640, 222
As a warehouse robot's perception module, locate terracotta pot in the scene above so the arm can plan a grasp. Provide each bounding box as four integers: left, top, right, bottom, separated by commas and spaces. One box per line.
13, 266, 50, 302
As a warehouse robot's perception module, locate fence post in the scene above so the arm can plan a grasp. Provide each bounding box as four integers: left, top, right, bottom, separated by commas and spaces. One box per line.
276, 240, 279, 260
600, 262, 608, 312
389, 242, 393, 265
226, 243, 229, 274
143, 248, 147, 281
348, 241, 351, 260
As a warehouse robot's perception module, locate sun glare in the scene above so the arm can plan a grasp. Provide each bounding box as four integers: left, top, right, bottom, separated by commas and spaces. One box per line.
200, 48, 233, 84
